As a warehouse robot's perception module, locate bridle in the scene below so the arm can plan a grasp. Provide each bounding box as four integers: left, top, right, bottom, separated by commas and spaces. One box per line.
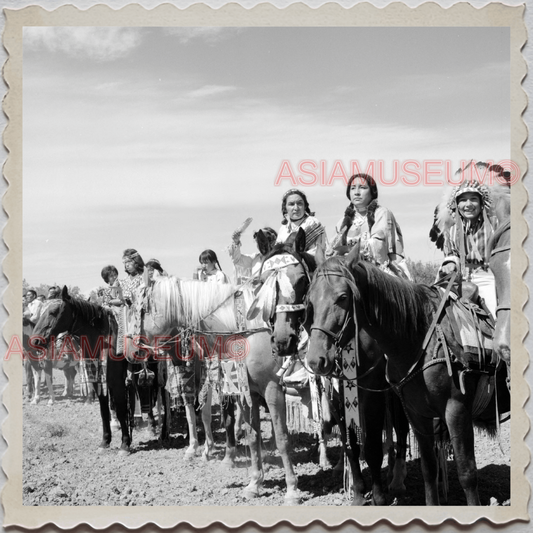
261, 252, 311, 322
307, 269, 384, 386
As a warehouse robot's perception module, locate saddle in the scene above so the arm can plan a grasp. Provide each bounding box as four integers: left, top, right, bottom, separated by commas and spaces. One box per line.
445, 285, 495, 368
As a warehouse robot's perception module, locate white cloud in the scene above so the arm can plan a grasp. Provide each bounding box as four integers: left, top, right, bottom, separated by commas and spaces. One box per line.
164, 27, 244, 45
186, 84, 237, 99
24, 27, 142, 62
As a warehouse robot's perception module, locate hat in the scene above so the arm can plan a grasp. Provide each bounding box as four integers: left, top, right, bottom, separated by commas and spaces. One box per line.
447, 181, 491, 213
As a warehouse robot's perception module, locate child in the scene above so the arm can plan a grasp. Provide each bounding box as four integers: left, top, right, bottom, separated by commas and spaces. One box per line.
198, 249, 229, 284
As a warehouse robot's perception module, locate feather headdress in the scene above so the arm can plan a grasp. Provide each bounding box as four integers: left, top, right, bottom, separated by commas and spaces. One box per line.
429, 161, 510, 250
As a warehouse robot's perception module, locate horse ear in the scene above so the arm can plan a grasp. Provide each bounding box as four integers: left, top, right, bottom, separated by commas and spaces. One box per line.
344, 239, 361, 271
61, 285, 70, 301
294, 227, 306, 254
315, 240, 326, 266
256, 230, 271, 256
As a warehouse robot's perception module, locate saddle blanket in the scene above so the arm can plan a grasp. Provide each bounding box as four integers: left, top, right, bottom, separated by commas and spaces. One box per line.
445, 294, 495, 368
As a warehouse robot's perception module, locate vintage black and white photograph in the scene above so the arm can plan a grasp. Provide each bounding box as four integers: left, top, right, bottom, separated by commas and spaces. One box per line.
2, 1, 529, 529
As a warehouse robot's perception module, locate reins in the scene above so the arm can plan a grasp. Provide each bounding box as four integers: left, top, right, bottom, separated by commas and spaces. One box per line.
308, 266, 458, 393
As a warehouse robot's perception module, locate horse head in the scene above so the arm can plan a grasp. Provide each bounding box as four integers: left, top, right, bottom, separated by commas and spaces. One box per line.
32, 286, 75, 348
305, 245, 362, 376
247, 228, 314, 356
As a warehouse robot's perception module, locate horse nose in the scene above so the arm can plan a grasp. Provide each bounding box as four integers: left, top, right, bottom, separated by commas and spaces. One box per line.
307, 352, 327, 375
270, 333, 298, 357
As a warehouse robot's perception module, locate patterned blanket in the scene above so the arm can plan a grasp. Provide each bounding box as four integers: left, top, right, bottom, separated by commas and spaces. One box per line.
445, 293, 496, 369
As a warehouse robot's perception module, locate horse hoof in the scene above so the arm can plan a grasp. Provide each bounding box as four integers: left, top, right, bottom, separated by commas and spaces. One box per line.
184, 448, 198, 461
221, 458, 236, 469
118, 447, 131, 456
284, 493, 302, 505
351, 494, 367, 506
242, 489, 260, 500
47, 399, 54, 406
97, 446, 109, 454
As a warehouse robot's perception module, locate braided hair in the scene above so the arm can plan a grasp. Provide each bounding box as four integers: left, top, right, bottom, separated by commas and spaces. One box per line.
339, 174, 379, 244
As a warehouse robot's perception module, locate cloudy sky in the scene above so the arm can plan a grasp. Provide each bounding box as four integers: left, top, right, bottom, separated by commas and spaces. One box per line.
23, 26, 510, 294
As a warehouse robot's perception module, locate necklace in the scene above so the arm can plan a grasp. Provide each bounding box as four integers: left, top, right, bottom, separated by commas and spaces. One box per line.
352, 211, 366, 227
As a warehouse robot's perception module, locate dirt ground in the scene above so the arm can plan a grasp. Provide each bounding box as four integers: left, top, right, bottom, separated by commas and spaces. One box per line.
22, 370, 511, 507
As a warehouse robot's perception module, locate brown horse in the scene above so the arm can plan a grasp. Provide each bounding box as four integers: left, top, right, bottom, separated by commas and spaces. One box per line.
259, 229, 409, 505
306, 244, 509, 505
31, 287, 133, 454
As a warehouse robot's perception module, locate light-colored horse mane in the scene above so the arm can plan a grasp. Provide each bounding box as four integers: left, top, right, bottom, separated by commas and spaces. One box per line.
152, 276, 266, 332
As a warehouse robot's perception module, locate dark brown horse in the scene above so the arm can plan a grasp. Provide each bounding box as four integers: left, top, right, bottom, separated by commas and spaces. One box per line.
259, 229, 409, 505
31, 286, 132, 454
306, 245, 509, 505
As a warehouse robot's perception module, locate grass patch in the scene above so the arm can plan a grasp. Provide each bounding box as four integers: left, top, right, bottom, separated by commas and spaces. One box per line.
46, 423, 68, 438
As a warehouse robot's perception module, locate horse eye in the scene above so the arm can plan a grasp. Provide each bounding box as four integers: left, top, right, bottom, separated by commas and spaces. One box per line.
337, 294, 348, 302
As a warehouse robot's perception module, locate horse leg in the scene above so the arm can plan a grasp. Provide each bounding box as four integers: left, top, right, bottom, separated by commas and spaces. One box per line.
96, 385, 113, 450
158, 388, 170, 444
109, 392, 120, 430
387, 392, 409, 496
410, 415, 440, 505
264, 382, 300, 505
61, 368, 69, 397
201, 387, 215, 461
30, 366, 41, 405
44, 363, 54, 406
107, 358, 131, 454
24, 358, 34, 400
234, 398, 244, 441
221, 396, 237, 468
183, 402, 199, 460
242, 392, 264, 499
445, 401, 480, 505
361, 392, 387, 505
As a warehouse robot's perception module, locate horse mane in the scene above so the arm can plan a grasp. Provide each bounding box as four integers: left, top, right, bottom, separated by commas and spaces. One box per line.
314, 257, 433, 346
152, 276, 265, 332
68, 297, 109, 328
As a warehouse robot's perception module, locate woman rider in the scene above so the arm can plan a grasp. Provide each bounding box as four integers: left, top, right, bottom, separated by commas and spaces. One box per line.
329, 173, 412, 280
276, 188, 326, 255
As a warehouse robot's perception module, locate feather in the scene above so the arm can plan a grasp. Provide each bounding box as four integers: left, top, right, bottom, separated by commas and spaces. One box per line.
429, 187, 456, 251
246, 272, 276, 321
235, 217, 253, 235
277, 271, 296, 300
